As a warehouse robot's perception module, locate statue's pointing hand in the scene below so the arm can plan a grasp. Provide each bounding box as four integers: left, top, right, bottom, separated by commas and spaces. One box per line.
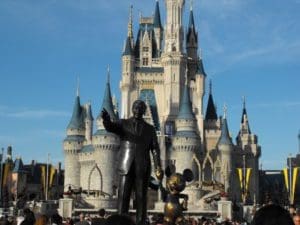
101, 108, 111, 122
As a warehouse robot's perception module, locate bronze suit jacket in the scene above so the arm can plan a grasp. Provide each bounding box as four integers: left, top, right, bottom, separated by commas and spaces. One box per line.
103, 117, 161, 176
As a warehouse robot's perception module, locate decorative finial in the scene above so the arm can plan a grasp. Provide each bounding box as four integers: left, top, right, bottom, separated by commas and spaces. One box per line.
223, 103, 227, 119
76, 76, 80, 97
128, 5, 133, 38
190, 0, 193, 11
107, 65, 110, 83
209, 79, 212, 95
242, 96, 246, 109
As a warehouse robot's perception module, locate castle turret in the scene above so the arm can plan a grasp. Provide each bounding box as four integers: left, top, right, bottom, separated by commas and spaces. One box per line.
164, 0, 185, 53
94, 69, 120, 197
97, 68, 117, 130
236, 97, 261, 203
172, 80, 201, 175
161, 0, 186, 119
63, 89, 85, 190
217, 107, 233, 195
6, 145, 13, 163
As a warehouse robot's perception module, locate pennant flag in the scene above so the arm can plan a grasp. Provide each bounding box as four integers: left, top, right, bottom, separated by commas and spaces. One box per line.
49, 166, 56, 187
245, 168, 252, 193
237, 168, 243, 189
40, 165, 46, 191
283, 168, 289, 191
291, 167, 299, 204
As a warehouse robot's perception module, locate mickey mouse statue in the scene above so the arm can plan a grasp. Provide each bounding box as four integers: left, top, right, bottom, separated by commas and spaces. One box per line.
159, 166, 194, 225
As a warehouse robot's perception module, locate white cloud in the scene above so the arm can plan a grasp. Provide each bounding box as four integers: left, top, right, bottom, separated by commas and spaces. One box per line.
0, 107, 69, 119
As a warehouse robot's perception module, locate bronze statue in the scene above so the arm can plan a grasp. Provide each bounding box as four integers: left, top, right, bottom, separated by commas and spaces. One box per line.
159, 167, 193, 225
102, 100, 163, 225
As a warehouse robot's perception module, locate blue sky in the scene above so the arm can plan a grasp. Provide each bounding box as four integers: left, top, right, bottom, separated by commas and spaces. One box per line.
0, 0, 299, 169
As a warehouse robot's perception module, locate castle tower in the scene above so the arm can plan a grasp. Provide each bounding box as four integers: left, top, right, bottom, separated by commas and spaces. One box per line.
164, 0, 185, 53
171, 79, 201, 175
185, 4, 206, 141
217, 107, 233, 195
94, 70, 120, 196
161, 0, 186, 120
63, 90, 85, 190
120, 7, 135, 118
236, 98, 261, 203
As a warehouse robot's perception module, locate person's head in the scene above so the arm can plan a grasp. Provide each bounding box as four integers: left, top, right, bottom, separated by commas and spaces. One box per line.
251, 204, 294, 225
34, 215, 48, 225
289, 204, 296, 215
79, 213, 85, 221
132, 100, 146, 119
98, 208, 106, 218
293, 212, 300, 225
105, 214, 135, 225
51, 213, 62, 225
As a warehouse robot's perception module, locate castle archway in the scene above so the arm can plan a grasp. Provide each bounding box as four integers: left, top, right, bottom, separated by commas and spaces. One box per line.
87, 164, 103, 196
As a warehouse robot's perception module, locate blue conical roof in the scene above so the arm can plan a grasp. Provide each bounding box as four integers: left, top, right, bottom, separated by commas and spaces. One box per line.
188, 9, 196, 32
122, 36, 133, 56
197, 58, 207, 76
205, 82, 217, 120
177, 83, 195, 120
98, 73, 117, 121
153, 0, 162, 28
218, 117, 233, 146
67, 96, 85, 130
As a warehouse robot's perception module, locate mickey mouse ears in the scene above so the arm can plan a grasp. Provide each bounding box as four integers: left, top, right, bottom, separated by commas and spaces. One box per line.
183, 169, 194, 182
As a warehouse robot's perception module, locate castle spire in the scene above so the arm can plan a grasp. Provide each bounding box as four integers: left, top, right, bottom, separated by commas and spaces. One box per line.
67, 86, 84, 130
218, 105, 233, 146
122, 37, 134, 56
76, 76, 80, 97
98, 67, 117, 121
205, 80, 217, 120
177, 79, 195, 120
153, 0, 162, 29
188, 2, 195, 32
240, 96, 251, 134
128, 5, 133, 39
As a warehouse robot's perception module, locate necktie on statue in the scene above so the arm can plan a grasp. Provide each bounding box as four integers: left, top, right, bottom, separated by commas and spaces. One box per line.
134, 120, 139, 134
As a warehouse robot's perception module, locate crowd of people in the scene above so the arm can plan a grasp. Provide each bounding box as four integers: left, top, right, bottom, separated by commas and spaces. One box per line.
0, 204, 299, 225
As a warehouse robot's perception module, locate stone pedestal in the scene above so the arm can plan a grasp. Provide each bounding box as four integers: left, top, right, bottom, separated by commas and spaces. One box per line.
154, 201, 165, 211
59, 198, 73, 218
217, 200, 232, 221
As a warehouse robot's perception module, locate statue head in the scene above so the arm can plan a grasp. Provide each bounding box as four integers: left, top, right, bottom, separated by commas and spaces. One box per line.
132, 100, 147, 119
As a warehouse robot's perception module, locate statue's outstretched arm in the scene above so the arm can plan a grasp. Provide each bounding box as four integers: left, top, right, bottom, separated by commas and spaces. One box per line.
101, 108, 122, 135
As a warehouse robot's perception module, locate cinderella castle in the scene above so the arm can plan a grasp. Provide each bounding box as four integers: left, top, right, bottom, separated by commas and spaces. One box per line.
63, 0, 261, 210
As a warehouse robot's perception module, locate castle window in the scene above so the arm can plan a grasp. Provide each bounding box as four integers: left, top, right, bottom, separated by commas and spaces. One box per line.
143, 47, 149, 52
142, 58, 148, 66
